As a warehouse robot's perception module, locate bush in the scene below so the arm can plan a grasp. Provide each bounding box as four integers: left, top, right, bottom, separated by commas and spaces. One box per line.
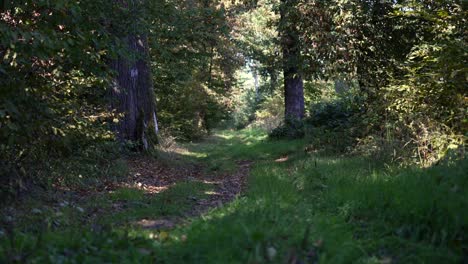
0, 1, 121, 198
307, 94, 363, 130
269, 119, 305, 140
250, 92, 284, 132
302, 92, 364, 152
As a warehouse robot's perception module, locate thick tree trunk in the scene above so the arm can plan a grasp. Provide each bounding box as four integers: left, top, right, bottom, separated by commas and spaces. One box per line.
280, 0, 304, 121
283, 61, 304, 120
110, 33, 158, 150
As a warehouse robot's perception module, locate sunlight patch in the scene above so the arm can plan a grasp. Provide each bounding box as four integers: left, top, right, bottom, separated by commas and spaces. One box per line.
275, 156, 289, 163
173, 148, 208, 158
215, 133, 234, 140
205, 191, 220, 195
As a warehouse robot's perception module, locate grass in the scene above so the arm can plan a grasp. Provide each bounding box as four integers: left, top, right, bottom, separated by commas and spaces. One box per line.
1, 129, 466, 263
106, 181, 214, 224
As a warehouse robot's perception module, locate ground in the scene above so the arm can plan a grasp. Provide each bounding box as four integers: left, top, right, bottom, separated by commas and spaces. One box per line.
0, 129, 466, 263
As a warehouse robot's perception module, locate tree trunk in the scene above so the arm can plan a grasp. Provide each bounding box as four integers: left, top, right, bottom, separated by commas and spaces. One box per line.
110, 27, 158, 150
280, 0, 304, 121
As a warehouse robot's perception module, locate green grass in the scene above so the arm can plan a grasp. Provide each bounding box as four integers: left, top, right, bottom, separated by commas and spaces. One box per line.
183, 129, 307, 172
1, 129, 466, 263
106, 181, 214, 224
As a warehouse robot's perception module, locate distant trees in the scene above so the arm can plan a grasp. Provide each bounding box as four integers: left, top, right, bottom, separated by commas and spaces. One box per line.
150, 0, 242, 140
234, 0, 465, 162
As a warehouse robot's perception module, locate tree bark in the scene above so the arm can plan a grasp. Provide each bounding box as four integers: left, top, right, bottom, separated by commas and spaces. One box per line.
280, 0, 305, 121
110, 2, 158, 149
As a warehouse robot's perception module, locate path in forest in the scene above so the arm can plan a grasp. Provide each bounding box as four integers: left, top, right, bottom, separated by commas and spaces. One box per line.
3, 129, 461, 263
120, 155, 253, 229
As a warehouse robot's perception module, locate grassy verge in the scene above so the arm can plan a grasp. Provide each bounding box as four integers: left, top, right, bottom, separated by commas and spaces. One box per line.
1, 129, 466, 263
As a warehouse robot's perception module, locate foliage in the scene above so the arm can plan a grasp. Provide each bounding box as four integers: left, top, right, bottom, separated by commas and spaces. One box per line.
286, 0, 467, 165
0, 1, 121, 196
308, 95, 362, 131
229, 68, 262, 129
252, 91, 284, 132
232, 0, 282, 92
379, 1, 467, 165
269, 118, 305, 139
151, 1, 242, 141
232, 88, 258, 129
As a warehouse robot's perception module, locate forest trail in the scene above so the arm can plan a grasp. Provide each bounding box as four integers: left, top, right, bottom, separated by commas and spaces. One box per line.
1, 1, 466, 262
1, 129, 466, 263
123, 154, 252, 230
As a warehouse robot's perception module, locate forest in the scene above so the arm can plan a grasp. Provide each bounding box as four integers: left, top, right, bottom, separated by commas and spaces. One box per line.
0, 0, 467, 263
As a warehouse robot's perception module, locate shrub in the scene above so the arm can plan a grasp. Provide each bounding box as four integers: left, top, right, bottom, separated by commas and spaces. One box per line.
251, 92, 284, 132
302, 92, 364, 152
268, 118, 305, 140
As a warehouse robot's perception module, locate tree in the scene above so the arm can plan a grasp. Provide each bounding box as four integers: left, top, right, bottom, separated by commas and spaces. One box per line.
279, 0, 305, 121
110, 0, 158, 150
150, 0, 242, 140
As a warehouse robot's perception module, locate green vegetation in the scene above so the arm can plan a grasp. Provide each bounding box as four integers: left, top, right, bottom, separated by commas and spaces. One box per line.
1, 0, 466, 263
107, 182, 214, 224
1, 130, 466, 262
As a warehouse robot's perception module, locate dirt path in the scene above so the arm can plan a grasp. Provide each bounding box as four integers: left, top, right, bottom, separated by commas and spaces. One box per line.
123, 156, 253, 229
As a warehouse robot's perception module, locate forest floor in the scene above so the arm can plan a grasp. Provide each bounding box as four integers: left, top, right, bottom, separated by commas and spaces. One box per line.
1, 129, 467, 263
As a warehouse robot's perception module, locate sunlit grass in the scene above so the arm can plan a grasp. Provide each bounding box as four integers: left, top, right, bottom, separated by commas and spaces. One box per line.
176, 149, 208, 158
1, 129, 466, 263
99, 181, 215, 225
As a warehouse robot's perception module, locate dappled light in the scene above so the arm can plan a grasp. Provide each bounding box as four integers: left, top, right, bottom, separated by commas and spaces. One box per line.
1, 0, 466, 263
275, 156, 289, 163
